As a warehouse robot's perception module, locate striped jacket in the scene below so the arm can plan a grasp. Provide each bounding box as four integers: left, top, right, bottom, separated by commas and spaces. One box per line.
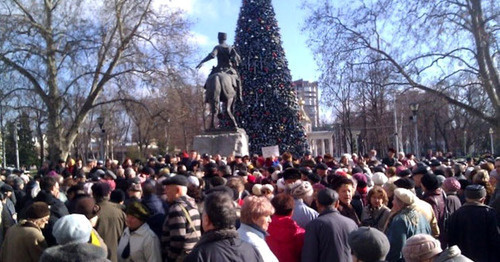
161, 195, 201, 261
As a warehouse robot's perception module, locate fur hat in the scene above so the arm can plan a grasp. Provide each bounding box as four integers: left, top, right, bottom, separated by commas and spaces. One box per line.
421, 173, 442, 191
394, 188, 416, 205
403, 234, 442, 262
26, 202, 50, 219
52, 214, 92, 245
394, 178, 415, 190
162, 175, 188, 187
290, 181, 313, 199
349, 227, 390, 261
252, 184, 263, 196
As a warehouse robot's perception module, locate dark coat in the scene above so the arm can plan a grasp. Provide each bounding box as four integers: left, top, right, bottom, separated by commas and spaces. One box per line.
141, 193, 165, 237
184, 229, 263, 262
447, 202, 500, 262
301, 207, 358, 262
34, 190, 69, 247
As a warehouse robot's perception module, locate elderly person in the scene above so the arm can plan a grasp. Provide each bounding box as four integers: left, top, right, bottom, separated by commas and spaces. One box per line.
403, 234, 473, 262
0, 202, 50, 262
289, 180, 318, 228
237, 195, 278, 262
161, 175, 201, 261
267, 193, 305, 262
185, 191, 263, 262
117, 201, 161, 262
349, 227, 390, 262
385, 188, 431, 262
360, 186, 391, 231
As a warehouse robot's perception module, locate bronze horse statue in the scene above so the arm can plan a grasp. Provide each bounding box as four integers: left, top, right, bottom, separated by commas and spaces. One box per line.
204, 69, 241, 129
197, 32, 242, 130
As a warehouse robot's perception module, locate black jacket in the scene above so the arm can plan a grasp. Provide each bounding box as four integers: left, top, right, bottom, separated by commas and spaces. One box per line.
447, 202, 500, 262
184, 229, 263, 262
302, 207, 358, 262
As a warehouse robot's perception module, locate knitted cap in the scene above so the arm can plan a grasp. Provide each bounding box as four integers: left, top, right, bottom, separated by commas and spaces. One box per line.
443, 177, 461, 193
52, 214, 92, 244
465, 184, 486, 200
26, 202, 50, 219
403, 234, 442, 262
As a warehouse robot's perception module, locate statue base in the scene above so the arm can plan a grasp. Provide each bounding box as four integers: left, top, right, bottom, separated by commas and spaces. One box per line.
193, 128, 249, 157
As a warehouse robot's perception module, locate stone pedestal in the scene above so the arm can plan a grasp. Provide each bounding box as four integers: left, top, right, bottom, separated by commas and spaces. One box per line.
193, 128, 249, 156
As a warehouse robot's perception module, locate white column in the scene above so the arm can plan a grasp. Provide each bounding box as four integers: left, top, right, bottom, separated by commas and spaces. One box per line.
320, 139, 325, 156
329, 137, 334, 156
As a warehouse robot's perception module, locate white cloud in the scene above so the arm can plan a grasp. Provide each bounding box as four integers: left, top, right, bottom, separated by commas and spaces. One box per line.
153, 0, 196, 13
189, 32, 210, 46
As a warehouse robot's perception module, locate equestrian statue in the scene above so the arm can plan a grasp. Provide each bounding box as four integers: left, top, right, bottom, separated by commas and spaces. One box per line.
196, 32, 242, 130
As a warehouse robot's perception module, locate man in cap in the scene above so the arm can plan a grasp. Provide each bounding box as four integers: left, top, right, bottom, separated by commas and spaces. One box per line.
447, 184, 500, 261
117, 201, 161, 262
161, 175, 201, 261
412, 165, 430, 199
302, 188, 358, 262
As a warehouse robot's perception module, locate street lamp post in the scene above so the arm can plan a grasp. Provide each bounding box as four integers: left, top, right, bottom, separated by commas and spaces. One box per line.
489, 127, 494, 156
14, 121, 19, 169
463, 130, 467, 156
409, 103, 420, 158
97, 116, 105, 161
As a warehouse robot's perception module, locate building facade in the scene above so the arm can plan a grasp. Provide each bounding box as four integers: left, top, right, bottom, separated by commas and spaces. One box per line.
293, 79, 319, 128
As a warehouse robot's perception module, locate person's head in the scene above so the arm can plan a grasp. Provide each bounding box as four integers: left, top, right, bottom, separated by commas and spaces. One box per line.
240, 195, 274, 231
125, 201, 150, 230
289, 180, 313, 200
128, 183, 143, 199
392, 188, 416, 212
40, 176, 59, 197
202, 191, 237, 232
162, 175, 188, 203
412, 165, 430, 187
472, 169, 489, 185
74, 197, 101, 227
421, 173, 442, 192
316, 188, 339, 212
442, 177, 461, 194
52, 214, 92, 245
367, 186, 388, 208
402, 234, 442, 262
464, 184, 487, 203
283, 168, 301, 184
91, 182, 111, 202
25, 202, 50, 229
349, 227, 390, 262
333, 177, 354, 205
271, 193, 294, 217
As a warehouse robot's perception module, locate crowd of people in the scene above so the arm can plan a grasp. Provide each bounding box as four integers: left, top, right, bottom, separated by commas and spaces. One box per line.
0, 148, 500, 262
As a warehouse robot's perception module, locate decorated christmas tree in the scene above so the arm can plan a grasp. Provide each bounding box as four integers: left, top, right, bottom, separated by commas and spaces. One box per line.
232, 0, 308, 157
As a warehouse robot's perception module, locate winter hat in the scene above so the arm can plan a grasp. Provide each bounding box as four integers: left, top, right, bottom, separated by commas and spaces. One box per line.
52, 214, 92, 244
290, 181, 313, 199
128, 183, 142, 192
465, 184, 486, 200
394, 178, 415, 190
348, 227, 390, 262
443, 177, 461, 193
352, 173, 368, 188
403, 234, 442, 262
74, 197, 100, 219
282, 168, 301, 181
252, 184, 263, 196
397, 168, 412, 178
26, 202, 50, 220
372, 172, 388, 186
421, 173, 442, 191
187, 176, 200, 187
261, 184, 274, 193
126, 201, 150, 222
162, 175, 189, 187
394, 188, 416, 205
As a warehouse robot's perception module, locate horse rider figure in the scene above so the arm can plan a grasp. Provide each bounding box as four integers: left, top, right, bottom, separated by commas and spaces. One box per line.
196, 32, 242, 129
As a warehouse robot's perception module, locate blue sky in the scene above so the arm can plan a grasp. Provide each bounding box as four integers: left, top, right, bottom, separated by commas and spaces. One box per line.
162, 0, 319, 81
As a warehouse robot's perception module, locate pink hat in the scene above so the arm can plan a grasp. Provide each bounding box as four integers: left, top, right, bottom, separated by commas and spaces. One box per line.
403, 234, 442, 262
443, 177, 461, 193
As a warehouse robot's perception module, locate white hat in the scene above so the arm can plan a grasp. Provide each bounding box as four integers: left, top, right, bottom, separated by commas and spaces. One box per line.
372, 172, 388, 186
52, 214, 92, 245
394, 188, 416, 205
252, 184, 263, 196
